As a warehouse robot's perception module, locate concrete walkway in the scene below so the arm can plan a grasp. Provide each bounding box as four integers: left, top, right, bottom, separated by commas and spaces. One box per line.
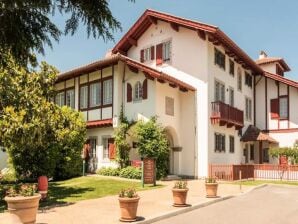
1, 177, 252, 224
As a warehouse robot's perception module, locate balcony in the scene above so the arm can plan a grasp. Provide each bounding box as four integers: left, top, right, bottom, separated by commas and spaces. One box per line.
211, 101, 244, 130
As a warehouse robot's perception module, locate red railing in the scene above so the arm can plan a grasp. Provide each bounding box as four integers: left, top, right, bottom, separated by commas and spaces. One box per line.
209, 164, 298, 181
211, 101, 244, 129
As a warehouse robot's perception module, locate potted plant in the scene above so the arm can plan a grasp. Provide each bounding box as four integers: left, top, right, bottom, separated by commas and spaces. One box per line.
205, 177, 218, 198
172, 180, 189, 207
5, 184, 41, 224
118, 188, 140, 222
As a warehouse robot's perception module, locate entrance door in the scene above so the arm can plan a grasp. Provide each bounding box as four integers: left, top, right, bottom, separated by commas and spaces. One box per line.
88, 137, 97, 173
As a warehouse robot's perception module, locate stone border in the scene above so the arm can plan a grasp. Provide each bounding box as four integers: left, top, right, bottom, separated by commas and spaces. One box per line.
136, 184, 268, 224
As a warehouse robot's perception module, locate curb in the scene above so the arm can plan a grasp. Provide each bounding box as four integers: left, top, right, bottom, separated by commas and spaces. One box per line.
136, 184, 268, 224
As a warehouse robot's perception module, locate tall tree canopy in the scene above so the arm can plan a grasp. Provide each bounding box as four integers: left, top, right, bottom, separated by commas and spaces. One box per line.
0, 0, 133, 66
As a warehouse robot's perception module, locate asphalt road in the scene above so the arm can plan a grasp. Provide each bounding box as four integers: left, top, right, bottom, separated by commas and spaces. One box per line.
154, 185, 298, 224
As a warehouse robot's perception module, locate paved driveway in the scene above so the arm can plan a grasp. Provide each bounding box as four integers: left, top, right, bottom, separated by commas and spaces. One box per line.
155, 185, 298, 224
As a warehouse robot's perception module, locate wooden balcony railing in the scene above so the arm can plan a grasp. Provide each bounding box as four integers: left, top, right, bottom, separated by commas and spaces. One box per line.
210, 101, 244, 129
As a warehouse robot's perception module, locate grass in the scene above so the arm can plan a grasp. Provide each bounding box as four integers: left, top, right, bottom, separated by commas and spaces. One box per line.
0, 176, 162, 212
231, 180, 298, 186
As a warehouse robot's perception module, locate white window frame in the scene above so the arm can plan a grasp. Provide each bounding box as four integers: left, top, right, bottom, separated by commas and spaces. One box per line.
55, 91, 65, 107
103, 79, 113, 105
66, 89, 75, 109
89, 82, 101, 108
162, 40, 171, 62
279, 96, 288, 119
215, 80, 225, 102
134, 81, 143, 101
80, 85, 88, 110
143, 47, 151, 62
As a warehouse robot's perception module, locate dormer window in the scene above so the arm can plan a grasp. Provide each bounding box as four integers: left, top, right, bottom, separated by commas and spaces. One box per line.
134, 81, 143, 101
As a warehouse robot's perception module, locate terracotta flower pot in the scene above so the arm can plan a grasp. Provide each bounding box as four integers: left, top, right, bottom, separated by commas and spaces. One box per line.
5, 194, 41, 224
38, 176, 48, 199
205, 183, 218, 198
118, 197, 140, 222
172, 188, 188, 207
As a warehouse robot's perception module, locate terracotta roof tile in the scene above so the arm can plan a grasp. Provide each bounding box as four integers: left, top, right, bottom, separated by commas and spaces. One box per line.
256, 57, 290, 72
87, 119, 113, 129
241, 125, 278, 143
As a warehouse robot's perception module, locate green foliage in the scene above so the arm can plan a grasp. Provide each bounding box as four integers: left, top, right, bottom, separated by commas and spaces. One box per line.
119, 166, 142, 180
0, 0, 134, 66
119, 188, 138, 198
133, 117, 169, 179
0, 53, 86, 180
0, 169, 17, 184
269, 146, 298, 164
97, 167, 120, 176
205, 177, 217, 183
173, 180, 188, 189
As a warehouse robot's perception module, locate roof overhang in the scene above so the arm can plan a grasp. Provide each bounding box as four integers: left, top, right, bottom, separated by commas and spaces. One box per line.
87, 119, 113, 129
241, 125, 278, 143
263, 71, 298, 89
112, 9, 263, 74
57, 53, 195, 92
256, 58, 291, 72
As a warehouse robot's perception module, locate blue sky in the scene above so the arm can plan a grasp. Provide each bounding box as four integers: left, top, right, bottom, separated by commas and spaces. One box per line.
38, 0, 298, 80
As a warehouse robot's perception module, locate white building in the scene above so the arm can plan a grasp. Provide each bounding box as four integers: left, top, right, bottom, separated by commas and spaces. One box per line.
2, 10, 297, 178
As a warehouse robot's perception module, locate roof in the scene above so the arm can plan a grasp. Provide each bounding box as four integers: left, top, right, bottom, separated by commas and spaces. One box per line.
57, 53, 195, 91
263, 71, 298, 89
256, 57, 291, 72
112, 9, 263, 74
241, 125, 278, 143
87, 119, 113, 129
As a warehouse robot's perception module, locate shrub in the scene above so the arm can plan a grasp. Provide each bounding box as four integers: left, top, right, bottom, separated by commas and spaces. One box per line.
119, 188, 138, 198
0, 169, 17, 184
97, 167, 120, 176
119, 166, 142, 180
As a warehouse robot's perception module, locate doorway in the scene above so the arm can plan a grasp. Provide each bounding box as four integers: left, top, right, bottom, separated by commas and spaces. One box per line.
165, 127, 179, 175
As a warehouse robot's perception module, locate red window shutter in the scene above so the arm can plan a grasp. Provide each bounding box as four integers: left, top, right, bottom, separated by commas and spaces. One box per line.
270, 98, 279, 119
156, 43, 163, 65
140, 49, 144, 62
151, 46, 155, 60
108, 143, 116, 160
142, 79, 148, 99
127, 83, 132, 102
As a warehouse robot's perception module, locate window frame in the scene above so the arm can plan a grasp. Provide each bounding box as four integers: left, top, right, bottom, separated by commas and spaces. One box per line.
214, 133, 226, 153
134, 81, 143, 101
55, 90, 65, 107
229, 59, 235, 76
245, 72, 253, 88
229, 135, 235, 153
237, 68, 242, 92
214, 79, 225, 102
214, 48, 226, 70
245, 97, 252, 121
279, 95, 289, 120
65, 88, 75, 109
162, 40, 172, 62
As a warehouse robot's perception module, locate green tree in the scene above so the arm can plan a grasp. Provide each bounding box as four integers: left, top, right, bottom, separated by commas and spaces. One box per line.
270, 146, 298, 164
133, 117, 169, 179
0, 53, 86, 180
0, 0, 134, 66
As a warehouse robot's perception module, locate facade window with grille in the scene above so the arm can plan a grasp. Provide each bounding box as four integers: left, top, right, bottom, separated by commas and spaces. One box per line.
214, 48, 225, 70
215, 133, 225, 152
229, 59, 234, 76
80, 85, 88, 109
55, 91, 65, 107
237, 68, 242, 91
215, 80, 225, 102
134, 81, 143, 101
66, 89, 75, 109
245, 72, 253, 88
229, 136, 235, 153
103, 79, 113, 105
245, 97, 252, 121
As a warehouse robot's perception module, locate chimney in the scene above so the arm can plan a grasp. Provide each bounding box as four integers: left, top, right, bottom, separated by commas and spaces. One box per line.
259, 51, 268, 59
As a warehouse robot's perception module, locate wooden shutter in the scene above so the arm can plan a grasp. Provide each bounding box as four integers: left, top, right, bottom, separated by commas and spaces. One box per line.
140, 49, 144, 62
127, 83, 132, 102
151, 46, 155, 60
270, 98, 279, 119
156, 43, 163, 65
142, 79, 148, 99
108, 143, 116, 160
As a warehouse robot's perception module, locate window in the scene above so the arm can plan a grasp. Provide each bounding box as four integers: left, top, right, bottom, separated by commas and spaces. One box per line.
215, 80, 225, 102
215, 133, 225, 152
102, 138, 109, 159
103, 79, 112, 105
214, 48, 225, 70
80, 85, 88, 109
134, 81, 143, 101
143, 47, 151, 61
250, 144, 254, 160
245, 97, 252, 121
229, 136, 234, 153
66, 89, 75, 109
279, 96, 288, 119
263, 148, 269, 163
89, 82, 101, 108
55, 91, 65, 107
237, 68, 242, 91
245, 72, 252, 88
165, 97, 174, 116
163, 41, 171, 62
229, 59, 234, 76
229, 87, 234, 107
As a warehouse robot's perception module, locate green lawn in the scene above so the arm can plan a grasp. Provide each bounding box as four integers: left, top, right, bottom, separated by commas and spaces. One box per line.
0, 176, 162, 212
232, 180, 298, 186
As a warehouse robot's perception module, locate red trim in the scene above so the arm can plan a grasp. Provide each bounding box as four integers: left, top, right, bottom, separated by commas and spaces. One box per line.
277, 82, 280, 129
263, 72, 298, 89
265, 77, 268, 129
87, 119, 113, 129
263, 128, 298, 133
287, 86, 290, 128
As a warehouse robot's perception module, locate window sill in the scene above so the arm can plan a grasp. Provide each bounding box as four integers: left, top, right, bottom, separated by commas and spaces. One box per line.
133, 99, 143, 103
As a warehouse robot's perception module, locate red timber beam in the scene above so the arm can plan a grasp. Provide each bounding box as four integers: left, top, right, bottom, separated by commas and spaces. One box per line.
170, 22, 179, 32
127, 37, 137, 47
197, 30, 206, 40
